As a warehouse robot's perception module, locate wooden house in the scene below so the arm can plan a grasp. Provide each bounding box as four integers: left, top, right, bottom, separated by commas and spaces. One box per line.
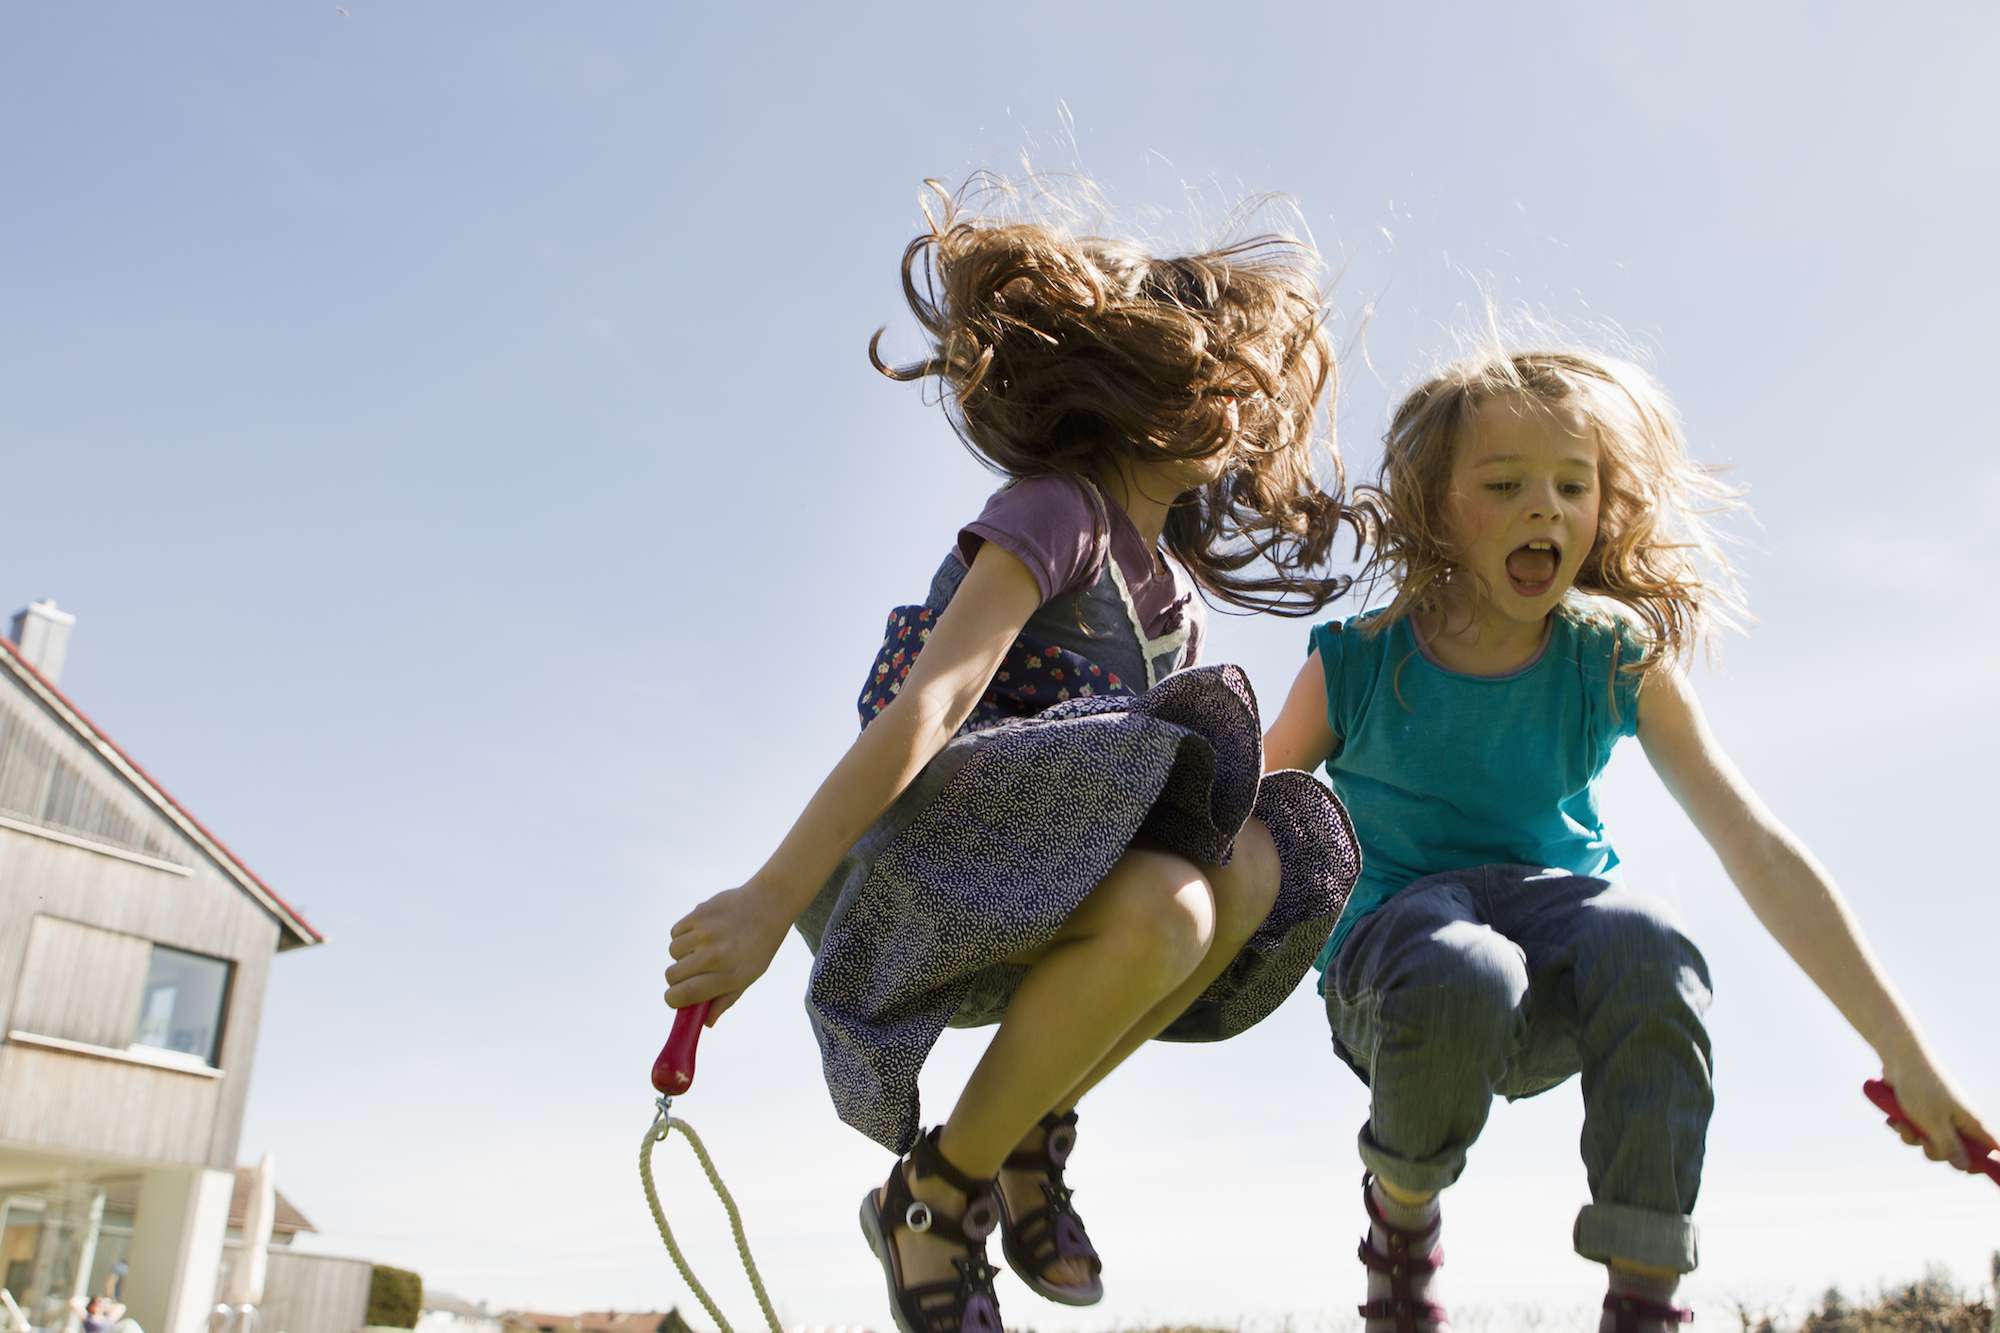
1, 601, 323, 1333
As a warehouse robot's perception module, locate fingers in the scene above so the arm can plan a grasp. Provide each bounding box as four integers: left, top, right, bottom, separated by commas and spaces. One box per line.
1885, 1110, 1954, 1164
663, 972, 730, 1009
663, 952, 715, 1000
1875, 1070, 1993, 1173
1908, 1106, 1968, 1170
1921, 1106, 1970, 1170
1954, 1110, 1997, 1155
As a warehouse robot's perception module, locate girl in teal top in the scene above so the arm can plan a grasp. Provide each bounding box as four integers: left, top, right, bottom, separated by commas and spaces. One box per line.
1308, 604, 1645, 973
1261, 349, 1992, 1333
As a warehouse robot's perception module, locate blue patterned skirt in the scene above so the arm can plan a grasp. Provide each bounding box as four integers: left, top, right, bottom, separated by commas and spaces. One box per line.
796, 654, 1359, 1153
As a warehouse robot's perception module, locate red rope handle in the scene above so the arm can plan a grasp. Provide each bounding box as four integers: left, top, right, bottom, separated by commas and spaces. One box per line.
1863, 1078, 2000, 1185
653, 1001, 712, 1095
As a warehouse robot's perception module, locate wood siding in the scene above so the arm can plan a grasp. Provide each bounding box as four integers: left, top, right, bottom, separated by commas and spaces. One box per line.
10, 916, 153, 1049
239, 1249, 373, 1333
0, 688, 189, 867
0, 669, 286, 1171
0, 1044, 221, 1163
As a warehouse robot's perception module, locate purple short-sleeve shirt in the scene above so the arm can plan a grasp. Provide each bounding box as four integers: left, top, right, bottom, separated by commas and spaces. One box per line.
955, 476, 1197, 652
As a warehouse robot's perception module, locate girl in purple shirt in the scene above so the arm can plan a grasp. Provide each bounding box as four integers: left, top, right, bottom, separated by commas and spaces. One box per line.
666, 178, 1361, 1333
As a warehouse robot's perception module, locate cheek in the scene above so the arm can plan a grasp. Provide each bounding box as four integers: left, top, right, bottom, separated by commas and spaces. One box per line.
1579, 498, 1603, 547
1441, 491, 1492, 554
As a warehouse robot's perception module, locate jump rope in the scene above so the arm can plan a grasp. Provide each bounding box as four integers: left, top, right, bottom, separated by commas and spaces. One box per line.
641, 999, 784, 1333
635, 1001, 1998, 1330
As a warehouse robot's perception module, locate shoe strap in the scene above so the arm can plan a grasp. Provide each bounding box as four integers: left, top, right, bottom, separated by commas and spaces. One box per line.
911, 1127, 996, 1196
1603, 1293, 1693, 1326
1361, 1174, 1442, 1249
1357, 1237, 1444, 1278
1003, 1110, 1079, 1171
1356, 1296, 1450, 1329
900, 1128, 1000, 1247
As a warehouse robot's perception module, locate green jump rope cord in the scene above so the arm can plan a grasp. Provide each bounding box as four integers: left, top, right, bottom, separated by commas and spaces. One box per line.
639, 1108, 782, 1333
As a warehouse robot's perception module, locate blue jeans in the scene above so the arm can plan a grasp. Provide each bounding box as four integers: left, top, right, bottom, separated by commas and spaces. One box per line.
1324, 866, 1714, 1273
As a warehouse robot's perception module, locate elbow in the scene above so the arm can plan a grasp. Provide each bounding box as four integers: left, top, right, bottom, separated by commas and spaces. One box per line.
1724, 825, 1829, 914
879, 681, 976, 753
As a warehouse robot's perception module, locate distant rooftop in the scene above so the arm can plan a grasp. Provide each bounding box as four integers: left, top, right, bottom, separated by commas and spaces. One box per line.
501, 1312, 689, 1333
97, 1167, 316, 1235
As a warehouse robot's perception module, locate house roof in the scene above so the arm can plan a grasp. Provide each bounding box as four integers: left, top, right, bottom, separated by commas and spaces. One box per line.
420, 1293, 492, 1319
576, 1316, 672, 1333
502, 1314, 679, 1333
0, 633, 322, 950
226, 1166, 316, 1234
98, 1167, 316, 1234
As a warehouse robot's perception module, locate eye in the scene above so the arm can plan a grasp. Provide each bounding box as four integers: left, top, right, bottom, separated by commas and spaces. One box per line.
1560, 481, 1592, 496
1483, 481, 1518, 495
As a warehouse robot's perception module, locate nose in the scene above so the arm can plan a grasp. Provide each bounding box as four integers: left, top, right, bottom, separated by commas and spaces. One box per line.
1525, 482, 1562, 522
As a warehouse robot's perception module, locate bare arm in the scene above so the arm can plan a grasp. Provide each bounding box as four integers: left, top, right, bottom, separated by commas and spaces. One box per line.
1637, 662, 1993, 1167
664, 542, 1043, 1021
1264, 648, 1338, 774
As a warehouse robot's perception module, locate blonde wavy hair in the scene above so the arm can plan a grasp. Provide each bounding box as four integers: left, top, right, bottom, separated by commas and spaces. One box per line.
871, 175, 1360, 616
1354, 348, 1746, 674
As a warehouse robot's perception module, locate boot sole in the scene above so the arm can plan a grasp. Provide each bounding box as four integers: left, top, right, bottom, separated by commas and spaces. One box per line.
858, 1191, 925, 1333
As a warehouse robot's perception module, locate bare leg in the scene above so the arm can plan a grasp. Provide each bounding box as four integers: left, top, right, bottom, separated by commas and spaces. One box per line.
1051, 818, 1280, 1108
881, 847, 1216, 1293
992, 820, 1280, 1290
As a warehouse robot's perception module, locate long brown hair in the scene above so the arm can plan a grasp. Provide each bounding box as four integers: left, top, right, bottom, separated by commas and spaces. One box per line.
1354, 348, 1747, 675
871, 176, 1357, 616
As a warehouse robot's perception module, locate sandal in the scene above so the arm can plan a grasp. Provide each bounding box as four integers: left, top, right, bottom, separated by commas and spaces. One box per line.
858, 1127, 1004, 1333
1357, 1174, 1449, 1332
1602, 1293, 1694, 1330
996, 1109, 1104, 1306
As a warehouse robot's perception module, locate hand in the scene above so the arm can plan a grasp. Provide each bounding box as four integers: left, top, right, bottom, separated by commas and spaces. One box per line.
1879, 1053, 1996, 1173
665, 883, 790, 1025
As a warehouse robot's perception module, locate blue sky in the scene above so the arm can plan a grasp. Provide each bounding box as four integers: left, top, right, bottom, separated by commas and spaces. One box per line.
4, 2, 1996, 1327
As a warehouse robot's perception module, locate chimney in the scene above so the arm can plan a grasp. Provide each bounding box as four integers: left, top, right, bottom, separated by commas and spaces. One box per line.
8, 599, 76, 685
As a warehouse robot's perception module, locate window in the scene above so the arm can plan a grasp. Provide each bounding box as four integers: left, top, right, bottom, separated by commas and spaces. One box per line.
131, 945, 231, 1065
1, 1198, 43, 1304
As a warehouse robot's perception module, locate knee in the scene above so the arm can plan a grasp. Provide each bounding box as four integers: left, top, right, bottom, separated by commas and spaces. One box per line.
1087, 850, 1216, 980
1207, 819, 1280, 943
1383, 924, 1528, 1043
1579, 895, 1711, 1006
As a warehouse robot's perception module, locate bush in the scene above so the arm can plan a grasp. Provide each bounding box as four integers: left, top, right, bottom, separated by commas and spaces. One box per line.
365, 1265, 423, 1330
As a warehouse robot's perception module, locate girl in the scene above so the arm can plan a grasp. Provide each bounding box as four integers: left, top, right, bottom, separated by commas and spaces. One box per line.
665, 180, 1361, 1333
1261, 348, 1993, 1333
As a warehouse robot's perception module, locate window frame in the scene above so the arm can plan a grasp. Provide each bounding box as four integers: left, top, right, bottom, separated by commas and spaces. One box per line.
129, 942, 234, 1068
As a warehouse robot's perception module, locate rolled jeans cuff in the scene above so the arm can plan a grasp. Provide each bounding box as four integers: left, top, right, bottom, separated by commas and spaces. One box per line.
1356, 1122, 1467, 1197
1573, 1202, 1698, 1274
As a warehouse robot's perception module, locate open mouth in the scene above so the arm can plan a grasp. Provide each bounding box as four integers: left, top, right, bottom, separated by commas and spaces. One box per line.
1504, 539, 1562, 596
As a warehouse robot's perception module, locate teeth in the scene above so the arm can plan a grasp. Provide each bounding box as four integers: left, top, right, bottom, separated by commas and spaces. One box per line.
1527, 541, 1554, 551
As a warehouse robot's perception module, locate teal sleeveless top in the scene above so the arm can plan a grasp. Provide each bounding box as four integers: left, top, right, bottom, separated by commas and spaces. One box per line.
1310, 607, 1646, 971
